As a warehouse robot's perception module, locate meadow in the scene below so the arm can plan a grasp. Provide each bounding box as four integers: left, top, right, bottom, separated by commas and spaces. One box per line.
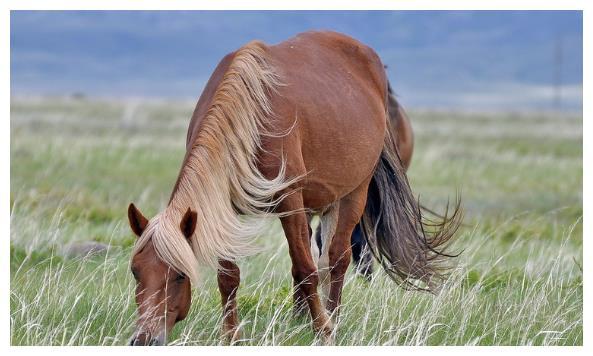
10, 96, 582, 345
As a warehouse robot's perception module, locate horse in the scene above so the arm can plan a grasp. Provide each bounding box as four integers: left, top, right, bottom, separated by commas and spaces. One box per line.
312, 84, 413, 280
127, 30, 461, 346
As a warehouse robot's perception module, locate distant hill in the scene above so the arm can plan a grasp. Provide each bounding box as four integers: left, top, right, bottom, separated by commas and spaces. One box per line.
10, 11, 583, 111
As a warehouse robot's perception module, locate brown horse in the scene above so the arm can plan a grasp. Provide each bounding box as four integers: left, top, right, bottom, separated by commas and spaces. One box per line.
127, 30, 461, 346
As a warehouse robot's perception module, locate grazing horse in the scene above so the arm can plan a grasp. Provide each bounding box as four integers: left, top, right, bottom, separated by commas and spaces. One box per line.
127, 31, 461, 346
313, 85, 413, 280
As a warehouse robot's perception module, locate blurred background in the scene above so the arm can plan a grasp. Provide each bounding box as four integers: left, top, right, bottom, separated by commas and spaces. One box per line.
11, 10, 583, 112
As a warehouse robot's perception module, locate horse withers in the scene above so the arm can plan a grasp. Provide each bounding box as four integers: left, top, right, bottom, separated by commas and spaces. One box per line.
127, 31, 461, 345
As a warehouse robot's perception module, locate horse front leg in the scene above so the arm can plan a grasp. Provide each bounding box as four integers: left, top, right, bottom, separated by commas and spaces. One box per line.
217, 259, 241, 343
293, 214, 316, 317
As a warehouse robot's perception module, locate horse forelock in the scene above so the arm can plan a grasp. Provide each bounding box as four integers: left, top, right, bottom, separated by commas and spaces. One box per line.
133, 41, 300, 283
132, 212, 200, 283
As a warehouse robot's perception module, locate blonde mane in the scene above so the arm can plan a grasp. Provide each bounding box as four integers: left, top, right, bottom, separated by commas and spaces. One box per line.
132, 41, 297, 283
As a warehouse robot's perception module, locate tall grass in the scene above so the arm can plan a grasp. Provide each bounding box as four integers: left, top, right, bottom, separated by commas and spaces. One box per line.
10, 97, 582, 345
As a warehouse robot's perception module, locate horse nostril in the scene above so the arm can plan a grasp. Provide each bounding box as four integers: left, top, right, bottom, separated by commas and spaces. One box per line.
148, 338, 161, 346
129, 338, 138, 346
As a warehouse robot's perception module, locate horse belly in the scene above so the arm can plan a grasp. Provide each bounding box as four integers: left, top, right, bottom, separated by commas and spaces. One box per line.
258, 86, 386, 211
298, 102, 386, 210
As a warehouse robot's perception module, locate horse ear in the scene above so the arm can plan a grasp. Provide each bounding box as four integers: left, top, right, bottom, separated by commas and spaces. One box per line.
128, 203, 148, 237
180, 208, 197, 240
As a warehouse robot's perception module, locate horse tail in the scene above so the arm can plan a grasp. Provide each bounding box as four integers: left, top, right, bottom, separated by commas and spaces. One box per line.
387, 85, 465, 224
360, 82, 463, 292
386, 81, 414, 171
386, 82, 401, 124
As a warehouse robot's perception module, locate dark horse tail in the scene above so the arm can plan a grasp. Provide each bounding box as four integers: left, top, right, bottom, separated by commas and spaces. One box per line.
360, 82, 463, 292
387, 83, 462, 223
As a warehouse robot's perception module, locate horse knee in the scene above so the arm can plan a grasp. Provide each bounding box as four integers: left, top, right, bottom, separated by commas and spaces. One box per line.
218, 261, 240, 297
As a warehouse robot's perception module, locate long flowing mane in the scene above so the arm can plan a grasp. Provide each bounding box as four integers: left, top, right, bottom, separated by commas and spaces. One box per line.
132, 41, 296, 283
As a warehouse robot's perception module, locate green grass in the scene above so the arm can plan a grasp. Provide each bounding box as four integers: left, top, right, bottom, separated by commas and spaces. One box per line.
10, 97, 582, 345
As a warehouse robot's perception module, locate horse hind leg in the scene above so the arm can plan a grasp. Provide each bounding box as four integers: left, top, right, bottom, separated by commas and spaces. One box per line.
279, 193, 333, 341
309, 214, 320, 268
316, 204, 340, 309
351, 225, 374, 280
357, 244, 374, 280
326, 179, 371, 320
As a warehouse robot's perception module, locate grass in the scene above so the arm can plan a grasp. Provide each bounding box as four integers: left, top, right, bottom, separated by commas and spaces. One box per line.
10, 97, 582, 345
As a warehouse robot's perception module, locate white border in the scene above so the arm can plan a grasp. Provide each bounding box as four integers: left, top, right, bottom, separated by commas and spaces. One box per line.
3, 0, 589, 355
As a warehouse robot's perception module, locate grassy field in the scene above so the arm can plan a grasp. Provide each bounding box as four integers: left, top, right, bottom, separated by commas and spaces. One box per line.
10, 96, 582, 346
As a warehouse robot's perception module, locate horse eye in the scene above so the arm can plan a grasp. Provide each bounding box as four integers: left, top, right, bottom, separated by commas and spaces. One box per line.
175, 273, 186, 282
131, 269, 139, 280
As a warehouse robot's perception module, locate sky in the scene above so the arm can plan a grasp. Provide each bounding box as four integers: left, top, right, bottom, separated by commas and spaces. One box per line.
11, 11, 583, 111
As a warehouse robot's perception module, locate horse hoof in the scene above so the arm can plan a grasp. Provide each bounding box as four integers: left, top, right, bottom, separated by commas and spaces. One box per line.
313, 316, 335, 344
321, 332, 335, 346
221, 327, 242, 345
315, 325, 336, 346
